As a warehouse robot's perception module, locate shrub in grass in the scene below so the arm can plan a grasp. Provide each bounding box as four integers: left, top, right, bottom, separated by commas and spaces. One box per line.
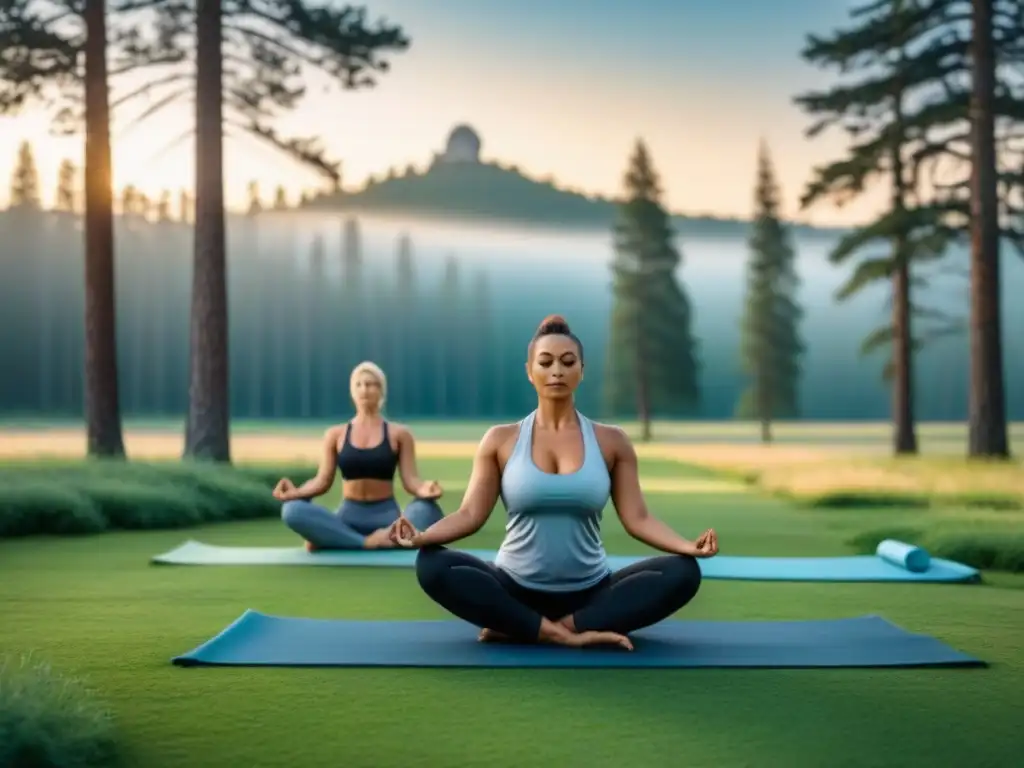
0, 654, 121, 768
0, 459, 300, 538
0, 486, 107, 537
848, 525, 1024, 573
68, 477, 205, 530
927, 531, 1024, 573
786, 488, 1021, 511
144, 461, 283, 521
63, 460, 277, 521
790, 490, 933, 509
953, 493, 1023, 511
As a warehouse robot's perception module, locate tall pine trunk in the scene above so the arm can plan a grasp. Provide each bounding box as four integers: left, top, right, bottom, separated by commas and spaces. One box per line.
82, 0, 125, 458
184, 0, 231, 462
890, 82, 917, 456
758, 342, 772, 444
891, 256, 916, 453
967, 0, 1008, 458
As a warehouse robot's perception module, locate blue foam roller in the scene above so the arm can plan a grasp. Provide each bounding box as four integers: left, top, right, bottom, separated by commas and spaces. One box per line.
876, 539, 932, 573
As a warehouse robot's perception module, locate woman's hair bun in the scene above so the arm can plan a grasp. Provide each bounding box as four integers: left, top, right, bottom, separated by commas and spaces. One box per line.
537, 314, 571, 335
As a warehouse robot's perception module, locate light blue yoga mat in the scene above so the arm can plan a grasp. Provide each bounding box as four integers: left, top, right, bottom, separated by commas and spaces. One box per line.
151, 539, 981, 583
172, 611, 984, 668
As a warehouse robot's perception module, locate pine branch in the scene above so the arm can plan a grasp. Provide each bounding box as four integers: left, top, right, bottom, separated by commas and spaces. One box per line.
111, 71, 191, 110
233, 1, 410, 86
0, 1, 81, 114
3, 0, 408, 184
225, 21, 317, 67
120, 88, 191, 135
235, 120, 341, 184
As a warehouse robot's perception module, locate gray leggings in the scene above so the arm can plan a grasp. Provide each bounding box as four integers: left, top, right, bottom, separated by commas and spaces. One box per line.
281, 497, 445, 549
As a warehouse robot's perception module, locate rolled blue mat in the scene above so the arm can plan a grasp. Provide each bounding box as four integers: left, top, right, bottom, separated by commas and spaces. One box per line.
876, 539, 931, 573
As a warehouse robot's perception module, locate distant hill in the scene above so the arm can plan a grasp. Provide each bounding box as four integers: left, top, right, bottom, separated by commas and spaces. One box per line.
300, 160, 846, 240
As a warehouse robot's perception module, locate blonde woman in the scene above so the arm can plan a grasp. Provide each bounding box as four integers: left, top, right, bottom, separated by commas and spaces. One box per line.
273, 362, 445, 551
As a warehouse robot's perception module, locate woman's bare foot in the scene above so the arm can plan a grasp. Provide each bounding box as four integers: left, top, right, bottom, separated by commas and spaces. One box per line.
569, 631, 633, 651
478, 628, 511, 643
362, 528, 396, 550
552, 615, 630, 650
536, 618, 632, 651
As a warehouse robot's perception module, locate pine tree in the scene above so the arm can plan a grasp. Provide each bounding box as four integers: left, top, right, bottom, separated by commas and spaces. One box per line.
308, 234, 328, 416
0, 0, 186, 457
9, 141, 40, 210
54, 159, 78, 214
82, 0, 125, 458
436, 256, 460, 415
121, 185, 140, 217
393, 233, 416, 414
297, 236, 323, 418
468, 271, 491, 417
966, 0, 1008, 458
738, 143, 805, 443
246, 180, 262, 216
795, 0, 969, 455
341, 216, 365, 365
178, 189, 193, 224
604, 139, 700, 441
1, 0, 408, 457
181, 1, 407, 459
156, 190, 172, 222
798, 0, 1024, 457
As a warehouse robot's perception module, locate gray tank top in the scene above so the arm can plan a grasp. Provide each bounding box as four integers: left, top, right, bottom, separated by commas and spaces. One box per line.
493, 411, 612, 592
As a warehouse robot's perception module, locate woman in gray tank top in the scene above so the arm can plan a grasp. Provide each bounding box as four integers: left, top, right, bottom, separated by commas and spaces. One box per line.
388, 315, 719, 651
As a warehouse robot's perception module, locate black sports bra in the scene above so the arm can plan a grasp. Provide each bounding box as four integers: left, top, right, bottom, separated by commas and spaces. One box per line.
336, 421, 399, 481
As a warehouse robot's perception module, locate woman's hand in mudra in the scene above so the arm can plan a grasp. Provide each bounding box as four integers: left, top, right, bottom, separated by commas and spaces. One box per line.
272, 478, 298, 501
388, 517, 421, 548
688, 529, 719, 558
416, 480, 443, 499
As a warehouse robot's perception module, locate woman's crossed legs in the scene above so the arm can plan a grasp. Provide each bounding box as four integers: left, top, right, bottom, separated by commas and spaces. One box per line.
415, 545, 702, 645
282, 497, 444, 550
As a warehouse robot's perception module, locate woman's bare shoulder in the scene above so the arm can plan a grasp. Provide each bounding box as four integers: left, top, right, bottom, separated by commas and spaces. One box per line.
480, 423, 522, 472
480, 422, 521, 451
327, 423, 352, 448
589, 420, 632, 464
590, 420, 630, 444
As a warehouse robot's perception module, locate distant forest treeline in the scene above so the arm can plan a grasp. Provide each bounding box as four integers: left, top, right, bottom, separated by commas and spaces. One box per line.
0, 206, 536, 420
0, 142, 746, 423
5, 202, 1022, 423
3, 143, 1022, 425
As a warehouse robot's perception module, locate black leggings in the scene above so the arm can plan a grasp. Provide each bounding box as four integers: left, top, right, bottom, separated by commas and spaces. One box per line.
415, 546, 702, 640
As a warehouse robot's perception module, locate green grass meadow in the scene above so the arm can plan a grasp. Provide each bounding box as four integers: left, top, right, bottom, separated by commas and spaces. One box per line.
2, 449, 1024, 767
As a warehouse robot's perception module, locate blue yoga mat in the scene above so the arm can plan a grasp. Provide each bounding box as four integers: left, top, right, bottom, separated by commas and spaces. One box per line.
172, 611, 983, 669
151, 539, 980, 583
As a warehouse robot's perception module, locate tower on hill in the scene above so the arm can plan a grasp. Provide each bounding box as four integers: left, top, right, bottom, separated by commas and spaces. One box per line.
433, 124, 482, 165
